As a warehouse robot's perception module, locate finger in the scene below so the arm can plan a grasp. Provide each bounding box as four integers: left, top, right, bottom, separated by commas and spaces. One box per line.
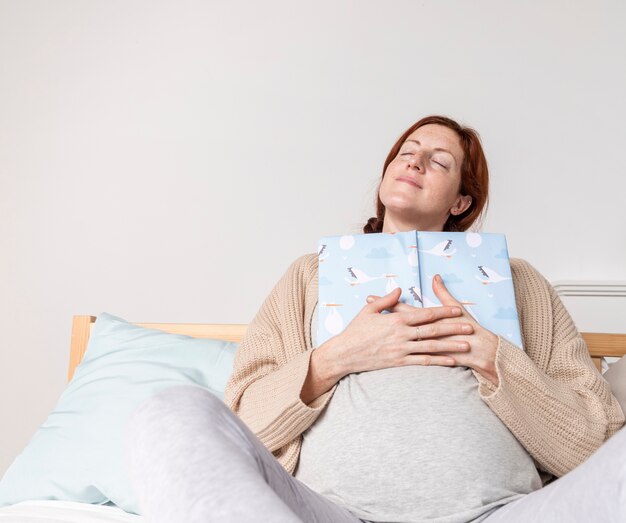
436, 351, 468, 368
400, 354, 457, 367
389, 302, 416, 313
366, 296, 417, 315
406, 304, 463, 326
404, 322, 474, 340
432, 274, 463, 307
367, 286, 401, 313
405, 339, 471, 353
366, 293, 408, 304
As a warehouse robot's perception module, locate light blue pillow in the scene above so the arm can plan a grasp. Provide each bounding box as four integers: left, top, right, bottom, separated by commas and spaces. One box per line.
0, 312, 238, 514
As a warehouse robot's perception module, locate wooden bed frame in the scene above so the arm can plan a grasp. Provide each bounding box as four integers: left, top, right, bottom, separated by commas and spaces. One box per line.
67, 315, 626, 382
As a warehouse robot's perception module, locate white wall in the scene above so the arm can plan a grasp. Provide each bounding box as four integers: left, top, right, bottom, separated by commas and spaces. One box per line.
1, 0, 625, 476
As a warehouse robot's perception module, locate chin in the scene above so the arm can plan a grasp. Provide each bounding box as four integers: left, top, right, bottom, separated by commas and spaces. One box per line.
380, 197, 420, 214
381, 188, 416, 203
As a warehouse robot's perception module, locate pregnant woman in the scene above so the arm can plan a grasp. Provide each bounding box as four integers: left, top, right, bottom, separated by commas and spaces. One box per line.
128, 115, 625, 523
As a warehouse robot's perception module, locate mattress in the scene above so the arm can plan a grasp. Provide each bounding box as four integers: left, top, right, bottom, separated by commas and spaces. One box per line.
0, 500, 142, 522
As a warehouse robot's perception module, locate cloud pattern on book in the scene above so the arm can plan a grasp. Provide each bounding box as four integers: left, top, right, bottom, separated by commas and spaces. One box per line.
317, 231, 523, 351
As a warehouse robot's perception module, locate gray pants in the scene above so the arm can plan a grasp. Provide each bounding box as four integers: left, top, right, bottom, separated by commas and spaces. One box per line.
126, 385, 626, 523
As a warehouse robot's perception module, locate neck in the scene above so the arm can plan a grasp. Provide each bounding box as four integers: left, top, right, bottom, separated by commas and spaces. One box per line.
382, 213, 446, 233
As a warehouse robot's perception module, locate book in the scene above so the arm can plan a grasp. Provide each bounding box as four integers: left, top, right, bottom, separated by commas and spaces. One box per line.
317, 231, 523, 350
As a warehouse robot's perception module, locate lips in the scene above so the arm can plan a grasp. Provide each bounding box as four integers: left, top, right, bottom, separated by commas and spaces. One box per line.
396, 176, 422, 189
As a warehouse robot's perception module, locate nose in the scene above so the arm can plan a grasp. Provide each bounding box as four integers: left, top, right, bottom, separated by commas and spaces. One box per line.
407, 153, 423, 171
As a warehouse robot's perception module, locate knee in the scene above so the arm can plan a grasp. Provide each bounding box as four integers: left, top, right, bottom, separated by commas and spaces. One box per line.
128, 386, 227, 440
126, 386, 232, 468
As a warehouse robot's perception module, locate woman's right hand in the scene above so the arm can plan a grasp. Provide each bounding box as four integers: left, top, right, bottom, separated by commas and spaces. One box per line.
301, 287, 474, 404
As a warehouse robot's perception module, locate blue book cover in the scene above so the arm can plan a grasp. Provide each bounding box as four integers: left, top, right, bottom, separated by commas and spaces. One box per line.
317, 231, 523, 350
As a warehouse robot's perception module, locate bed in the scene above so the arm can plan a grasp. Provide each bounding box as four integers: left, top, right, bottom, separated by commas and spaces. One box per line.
0, 314, 624, 522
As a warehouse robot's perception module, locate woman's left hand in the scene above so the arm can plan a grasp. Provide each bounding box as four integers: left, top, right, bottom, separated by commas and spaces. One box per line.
367, 274, 500, 386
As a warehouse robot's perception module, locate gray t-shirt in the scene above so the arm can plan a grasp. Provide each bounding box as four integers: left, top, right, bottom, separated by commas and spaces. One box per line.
295, 302, 542, 523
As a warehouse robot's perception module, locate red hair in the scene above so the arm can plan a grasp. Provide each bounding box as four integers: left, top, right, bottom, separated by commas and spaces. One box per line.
363, 115, 489, 233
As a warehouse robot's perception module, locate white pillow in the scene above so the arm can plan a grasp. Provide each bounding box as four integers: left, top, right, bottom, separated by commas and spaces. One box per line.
604, 356, 626, 416
0, 312, 238, 514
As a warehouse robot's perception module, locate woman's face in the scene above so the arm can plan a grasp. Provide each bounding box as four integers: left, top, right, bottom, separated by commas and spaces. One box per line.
379, 123, 472, 232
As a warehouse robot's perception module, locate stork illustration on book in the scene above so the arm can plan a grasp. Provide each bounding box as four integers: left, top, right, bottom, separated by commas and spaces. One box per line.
475, 265, 512, 285
420, 239, 457, 258
344, 267, 391, 286
318, 244, 329, 262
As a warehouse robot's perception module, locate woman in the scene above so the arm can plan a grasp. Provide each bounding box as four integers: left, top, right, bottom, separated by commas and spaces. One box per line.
128, 116, 625, 522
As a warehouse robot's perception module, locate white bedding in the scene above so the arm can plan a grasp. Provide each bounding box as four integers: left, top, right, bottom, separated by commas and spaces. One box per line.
0, 500, 142, 522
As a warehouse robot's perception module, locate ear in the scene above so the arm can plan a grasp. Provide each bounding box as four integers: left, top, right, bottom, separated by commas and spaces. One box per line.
450, 194, 472, 216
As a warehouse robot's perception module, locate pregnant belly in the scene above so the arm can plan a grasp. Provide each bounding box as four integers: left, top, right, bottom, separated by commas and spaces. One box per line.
295, 365, 541, 522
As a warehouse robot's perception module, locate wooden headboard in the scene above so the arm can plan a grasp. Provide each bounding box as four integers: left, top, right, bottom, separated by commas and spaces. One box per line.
67, 315, 626, 382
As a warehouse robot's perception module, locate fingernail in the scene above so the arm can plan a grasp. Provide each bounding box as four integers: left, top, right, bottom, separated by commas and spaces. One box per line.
452, 307, 462, 314
366, 296, 374, 303
435, 274, 441, 283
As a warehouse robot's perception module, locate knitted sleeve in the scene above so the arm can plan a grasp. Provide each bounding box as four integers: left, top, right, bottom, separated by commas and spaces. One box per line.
471, 259, 625, 478
224, 254, 333, 473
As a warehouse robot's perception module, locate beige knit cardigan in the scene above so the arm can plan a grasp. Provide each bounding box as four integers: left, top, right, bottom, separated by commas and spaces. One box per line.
225, 254, 625, 481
